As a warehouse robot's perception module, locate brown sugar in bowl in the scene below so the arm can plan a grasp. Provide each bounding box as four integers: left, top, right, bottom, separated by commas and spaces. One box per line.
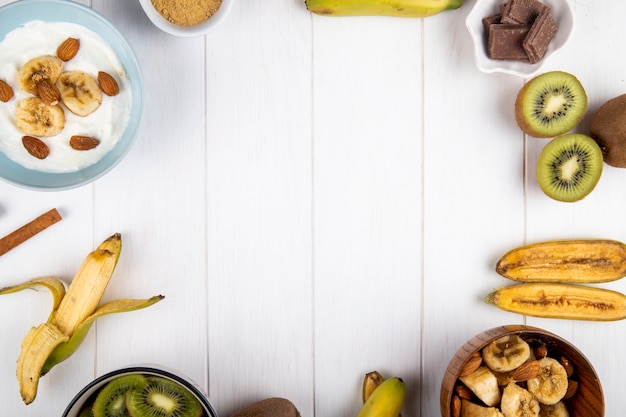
440, 324, 604, 417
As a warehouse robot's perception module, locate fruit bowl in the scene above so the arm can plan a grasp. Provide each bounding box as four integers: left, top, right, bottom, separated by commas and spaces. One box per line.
138, 0, 234, 37
440, 325, 604, 417
465, 0, 575, 78
0, 0, 143, 191
62, 365, 218, 417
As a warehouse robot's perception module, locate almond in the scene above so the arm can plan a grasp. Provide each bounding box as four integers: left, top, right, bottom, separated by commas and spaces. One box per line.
532, 343, 548, 359
0, 79, 14, 102
97, 71, 119, 96
459, 352, 482, 377
511, 360, 540, 381
559, 356, 575, 377
22, 136, 50, 159
564, 379, 578, 399
57, 37, 80, 61
70, 135, 100, 151
454, 384, 474, 400
451, 395, 461, 417
37, 79, 61, 105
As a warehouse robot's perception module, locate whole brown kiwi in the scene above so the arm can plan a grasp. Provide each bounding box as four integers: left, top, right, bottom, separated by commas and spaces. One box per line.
229, 398, 301, 417
590, 94, 626, 167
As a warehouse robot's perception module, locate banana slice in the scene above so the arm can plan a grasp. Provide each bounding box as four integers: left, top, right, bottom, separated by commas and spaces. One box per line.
539, 401, 569, 417
500, 383, 540, 417
527, 357, 569, 405
15, 97, 65, 137
459, 366, 501, 407
483, 335, 531, 373
17, 55, 63, 95
461, 399, 505, 417
56, 71, 102, 116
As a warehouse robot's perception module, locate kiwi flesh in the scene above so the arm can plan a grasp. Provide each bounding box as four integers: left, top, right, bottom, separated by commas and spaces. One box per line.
536, 133, 603, 202
125, 376, 203, 417
92, 374, 148, 417
515, 71, 587, 138
590, 94, 626, 167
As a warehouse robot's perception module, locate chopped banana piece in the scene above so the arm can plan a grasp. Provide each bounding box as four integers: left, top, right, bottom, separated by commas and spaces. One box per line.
483, 335, 531, 373
527, 358, 569, 405
459, 367, 501, 407
500, 383, 540, 417
462, 399, 505, 417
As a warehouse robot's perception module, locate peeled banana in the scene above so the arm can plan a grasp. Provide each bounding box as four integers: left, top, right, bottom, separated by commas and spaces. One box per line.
461, 399, 504, 417
500, 383, 539, 417
17, 55, 63, 95
357, 377, 405, 417
56, 70, 102, 116
486, 283, 626, 321
482, 335, 530, 373
539, 402, 569, 417
526, 358, 569, 405
305, 0, 463, 18
459, 367, 501, 407
0, 233, 164, 404
496, 239, 626, 283
15, 97, 65, 137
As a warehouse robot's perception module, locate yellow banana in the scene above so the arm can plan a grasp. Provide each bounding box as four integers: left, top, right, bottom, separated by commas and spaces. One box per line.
486, 283, 626, 321
0, 276, 66, 321
357, 377, 405, 417
51, 233, 121, 335
16, 323, 69, 404
42, 295, 164, 375
362, 371, 386, 403
305, 0, 463, 17
1, 233, 164, 404
496, 239, 626, 283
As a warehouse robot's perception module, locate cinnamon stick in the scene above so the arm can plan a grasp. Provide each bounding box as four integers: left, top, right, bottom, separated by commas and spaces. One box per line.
0, 208, 62, 256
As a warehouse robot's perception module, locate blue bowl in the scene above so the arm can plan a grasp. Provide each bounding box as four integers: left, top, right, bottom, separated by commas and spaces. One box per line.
0, 0, 143, 191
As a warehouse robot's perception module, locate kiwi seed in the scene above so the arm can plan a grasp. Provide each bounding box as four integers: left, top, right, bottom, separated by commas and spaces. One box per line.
125, 376, 203, 417
590, 93, 626, 168
536, 133, 603, 202
515, 71, 587, 138
93, 374, 148, 417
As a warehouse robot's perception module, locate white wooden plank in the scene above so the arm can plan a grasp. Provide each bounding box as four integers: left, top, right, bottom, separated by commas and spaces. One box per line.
312, 14, 422, 417
204, 1, 314, 415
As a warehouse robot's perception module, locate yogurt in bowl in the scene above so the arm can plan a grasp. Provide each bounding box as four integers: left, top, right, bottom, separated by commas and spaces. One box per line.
0, 20, 132, 173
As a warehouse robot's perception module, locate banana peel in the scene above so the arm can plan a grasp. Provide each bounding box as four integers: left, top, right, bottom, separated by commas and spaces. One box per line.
305, 0, 463, 18
0, 233, 164, 404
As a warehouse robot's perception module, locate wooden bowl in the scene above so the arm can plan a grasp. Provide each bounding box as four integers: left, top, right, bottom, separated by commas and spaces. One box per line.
440, 324, 604, 417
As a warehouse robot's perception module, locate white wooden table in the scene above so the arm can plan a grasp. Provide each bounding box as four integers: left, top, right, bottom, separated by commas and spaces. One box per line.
0, 0, 624, 415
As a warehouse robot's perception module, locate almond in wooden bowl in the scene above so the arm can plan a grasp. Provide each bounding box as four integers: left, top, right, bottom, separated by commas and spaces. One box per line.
440, 325, 604, 417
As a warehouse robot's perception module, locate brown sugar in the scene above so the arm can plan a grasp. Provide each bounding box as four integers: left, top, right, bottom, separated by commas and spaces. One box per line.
151, 0, 222, 26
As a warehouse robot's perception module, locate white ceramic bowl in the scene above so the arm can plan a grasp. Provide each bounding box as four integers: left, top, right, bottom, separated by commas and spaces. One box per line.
465, 0, 575, 78
0, 0, 144, 191
138, 0, 234, 37
62, 365, 218, 417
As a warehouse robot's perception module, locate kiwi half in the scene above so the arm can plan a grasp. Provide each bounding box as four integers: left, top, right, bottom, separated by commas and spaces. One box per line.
536, 133, 603, 202
125, 376, 203, 417
93, 374, 148, 417
515, 71, 587, 138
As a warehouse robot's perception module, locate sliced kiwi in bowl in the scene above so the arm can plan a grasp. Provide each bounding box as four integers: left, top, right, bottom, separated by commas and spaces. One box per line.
536, 133, 603, 202
126, 376, 203, 417
515, 71, 587, 138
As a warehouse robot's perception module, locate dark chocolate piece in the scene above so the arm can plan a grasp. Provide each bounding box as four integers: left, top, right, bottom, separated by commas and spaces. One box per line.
501, 0, 547, 24
482, 13, 502, 38
488, 24, 531, 61
523, 8, 557, 63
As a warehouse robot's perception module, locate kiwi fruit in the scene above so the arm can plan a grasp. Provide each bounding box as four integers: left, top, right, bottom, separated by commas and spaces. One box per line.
125, 376, 203, 417
230, 398, 301, 417
536, 133, 603, 202
93, 374, 148, 417
590, 94, 626, 167
515, 71, 587, 138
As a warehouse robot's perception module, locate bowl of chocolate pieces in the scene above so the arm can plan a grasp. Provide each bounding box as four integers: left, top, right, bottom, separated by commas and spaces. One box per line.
465, 0, 575, 77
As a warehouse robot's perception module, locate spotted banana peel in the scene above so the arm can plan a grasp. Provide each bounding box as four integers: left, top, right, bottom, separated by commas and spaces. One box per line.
0, 233, 164, 404
305, 0, 463, 18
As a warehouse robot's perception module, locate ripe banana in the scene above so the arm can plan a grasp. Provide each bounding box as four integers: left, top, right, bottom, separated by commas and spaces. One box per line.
305, 0, 463, 18
482, 335, 530, 373
357, 377, 405, 417
461, 399, 504, 417
15, 97, 65, 137
362, 371, 386, 403
526, 358, 568, 405
459, 367, 501, 407
485, 283, 626, 321
500, 383, 540, 417
56, 70, 102, 116
0, 233, 164, 404
17, 55, 63, 95
496, 239, 626, 283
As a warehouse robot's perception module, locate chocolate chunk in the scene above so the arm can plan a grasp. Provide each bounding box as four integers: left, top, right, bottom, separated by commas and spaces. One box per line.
501, 0, 547, 24
488, 24, 531, 61
523, 8, 557, 63
482, 13, 502, 38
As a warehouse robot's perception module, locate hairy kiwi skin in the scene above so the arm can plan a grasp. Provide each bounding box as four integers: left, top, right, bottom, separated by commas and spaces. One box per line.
590, 94, 626, 168
536, 133, 603, 202
515, 71, 587, 138
230, 398, 301, 417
